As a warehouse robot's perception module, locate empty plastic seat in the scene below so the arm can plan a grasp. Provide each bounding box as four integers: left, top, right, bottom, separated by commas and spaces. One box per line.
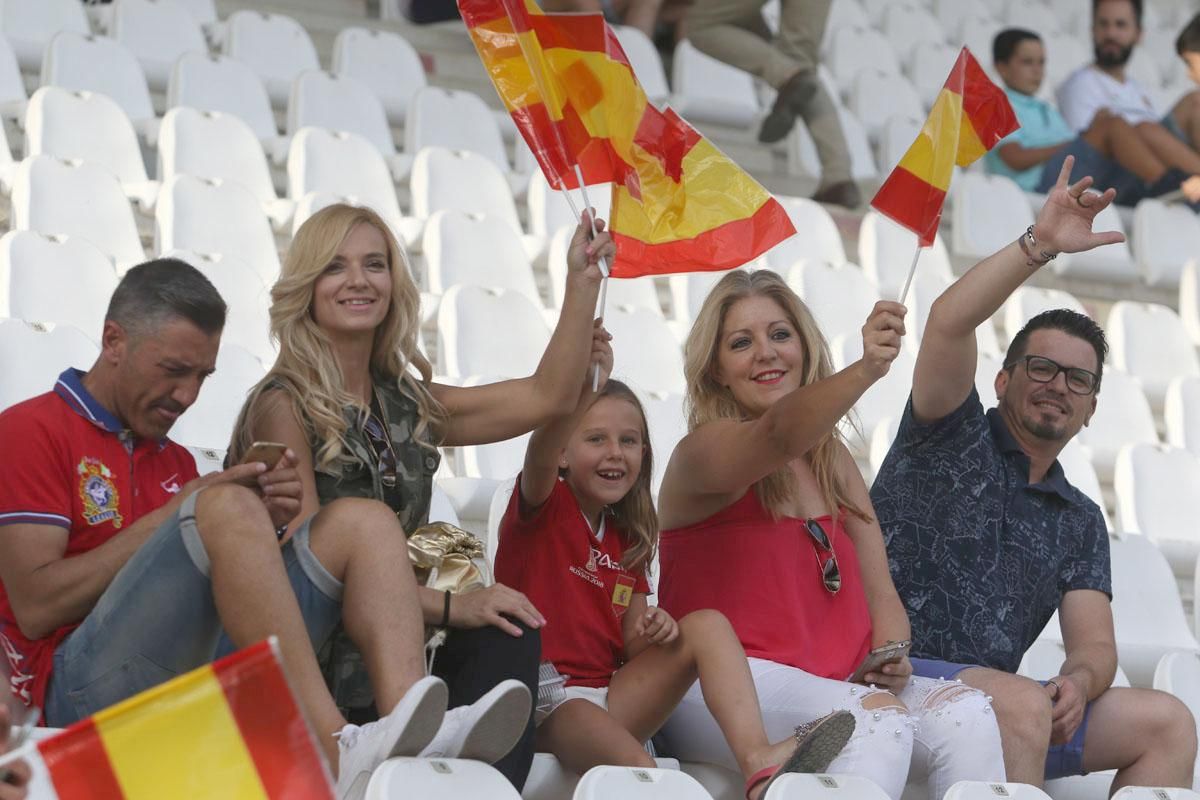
170, 344, 265, 450
0, 0, 89, 72
834, 334, 917, 455
365, 757, 521, 800
858, 211, 954, 299
669, 269, 742, 327
1133, 198, 1200, 287
640, 390, 687, 494
1115, 443, 1200, 579
222, 10, 319, 107
423, 210, 541, 307
877, 113, 925, 175
168, 52, 289, 164
1152, 652, 1200, 736
931, 0, 994, 48
163, 249, 274, 363
1001, 286, 1088, 341
1074, 368, 1158, 482
604, 307, 686, 394
1042, 33, 1090, 98
41, 32, 158, 142
546, 228, 662, 315
187, 445, 225, 476
905, 270, 1001, 357
763, 196, 847, 273
0, 232, 118, 336
951, 173, 1035, 260
173, 0, 218, 27
332, 27, 426, 128
1052, 200, 1135, 282
613, 26, 669, 106
827, 26, 901, 91
790, 105, 879, 181
959, 17, 1005, 73
0, 34, 26, 123
25, 86, 159, 212
908, 43, 962, 108
459, 430, 530, 482
1057, 437, 1112, 529
670, 39, 760, 128
12, 155, 146, 273
1108, 301, 1200, 409
881, 3, 947, 66
288, 70, 409, 181
573, 766, 710, 800
155, 175, 282, 286
405, 88, 513, 181
1166, 376, 1200, 459
1179, 259, 1200, 346
848, 69, 924, 144
944, 782, 1052, 800
158, 107, 293, 231
788, 261, 880, 345
526, 171, 612, 240
111, 0, 207, 92
0, 319, 100, 412
287, 127, 410, 246
437, 286, 551, 379
1002, 0, 1062, 33
762, 771, 890, 800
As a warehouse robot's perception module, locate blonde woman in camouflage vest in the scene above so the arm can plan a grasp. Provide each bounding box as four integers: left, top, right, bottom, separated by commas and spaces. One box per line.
228, 203, 614, 790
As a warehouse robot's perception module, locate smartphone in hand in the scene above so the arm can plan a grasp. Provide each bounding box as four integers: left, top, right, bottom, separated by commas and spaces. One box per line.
848, 640, 911, 683
241, 441, 288, 469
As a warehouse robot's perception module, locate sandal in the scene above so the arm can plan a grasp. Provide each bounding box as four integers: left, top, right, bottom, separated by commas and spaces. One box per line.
743, 710, 856, 799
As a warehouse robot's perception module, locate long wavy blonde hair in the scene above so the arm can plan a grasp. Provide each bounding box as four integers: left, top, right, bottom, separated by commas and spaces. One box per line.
229, 204, 444, 470
683, 269, 869, 521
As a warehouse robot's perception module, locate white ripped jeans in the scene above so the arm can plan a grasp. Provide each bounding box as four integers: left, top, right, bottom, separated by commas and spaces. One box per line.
656, 658, 1006, 800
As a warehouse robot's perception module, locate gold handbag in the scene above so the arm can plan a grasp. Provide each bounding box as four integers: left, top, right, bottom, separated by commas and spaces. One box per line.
407, 521, 493, 594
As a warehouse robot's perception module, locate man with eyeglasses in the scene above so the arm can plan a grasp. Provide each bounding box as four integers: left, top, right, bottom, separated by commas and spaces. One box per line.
870, 157, 1197, 788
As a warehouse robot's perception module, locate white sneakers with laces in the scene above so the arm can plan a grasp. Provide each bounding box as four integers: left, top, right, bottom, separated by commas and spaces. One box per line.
419, 679, 531, 763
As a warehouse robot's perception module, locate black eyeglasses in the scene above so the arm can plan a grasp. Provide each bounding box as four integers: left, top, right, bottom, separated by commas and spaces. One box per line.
804, 519, 841, 594
1005, 355, 1099, 396
363, 413, 398, 488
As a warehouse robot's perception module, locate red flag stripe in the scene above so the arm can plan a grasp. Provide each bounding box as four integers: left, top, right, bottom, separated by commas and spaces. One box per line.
216, 642, 333, 799
610, 199, 794, 278
870, 165, 947, 247
947, 49, 1019, 148
38, 717, 126, 799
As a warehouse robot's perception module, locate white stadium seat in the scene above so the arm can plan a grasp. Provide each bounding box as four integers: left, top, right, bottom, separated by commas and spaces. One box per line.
0, 34, 26, 123
670, 39, 760, 128
951, 173, 1035, 261
788, 260, 879, 345
1002, 0, 1062, 34
1108, 301, 1200, 409
158, 107, 294, 232
827, 26, 901, 92
163, 250, 274, 364
173, 0, 218, 27
12, 155, 146, 274
25, 87, 159, 212
365, 757, 521, 799
0, 319, 99, 412
168, 52, 289, 164
170, 343, 265, 450
288, 70, 409, 181
763, 196, 848, 273
1114, 443, 1200, 581
858, 211, 954, 300
332, 27, 427, 127
881, 3, 947, 63
186, 445, 226, 476
223, 10, 319, 107
1000, 286, 1089, 342
765, 772, 890, 800
1152, 652, 1200, 764
603, 306, 686, 395
1042, 34, 1090, 98
406, 88, 512, 180
944, 782, 1053, 800
1179, 259, 1200, 346
1074, 368, 1158, 483
876, 113, 925, 175
908, 43, 961, 109
905, 270, 1001, 357
834, 334, 917, 456
422, 210, 541, 307
1166, 376, 1200, 460
1113, 788, 1200, 800
155, 175, 281, 286
613, 26, 670, 106
437, 286, 550, 379
848, 69, 924, 144
0, 232, 118, 337
1133, 198, 1200, 288
111, 0, 208, 92
1052, 200, 1135, 282
459, 431, 529, 482
1022, 637, 1132, 686
526, 172, 612, 241
545, 228, 662, 316
1057, 438, 1112, 529
669, 269, 744, 327
40, 31, 158, 143
0, 0, 89, 73
574, 766, 710, 800
823, 3, 871, 51
640, 390, 687, 494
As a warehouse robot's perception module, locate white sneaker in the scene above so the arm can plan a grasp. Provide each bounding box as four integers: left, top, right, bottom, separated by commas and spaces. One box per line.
419, 679, 531, 764
335, 675, 448, 800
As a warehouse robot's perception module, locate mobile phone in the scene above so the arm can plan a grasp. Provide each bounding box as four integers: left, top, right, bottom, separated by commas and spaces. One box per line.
241, 441, 288, 469
848, 640, 911, 683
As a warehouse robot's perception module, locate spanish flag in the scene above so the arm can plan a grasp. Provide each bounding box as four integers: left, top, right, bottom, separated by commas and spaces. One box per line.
871, 47, 1018, 246
35, 640, 333, 799
458, 0, 796, 278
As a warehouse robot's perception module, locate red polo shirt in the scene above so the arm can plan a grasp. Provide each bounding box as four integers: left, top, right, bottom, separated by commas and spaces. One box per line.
0, 369, 198, 711
496, 477, 650, 688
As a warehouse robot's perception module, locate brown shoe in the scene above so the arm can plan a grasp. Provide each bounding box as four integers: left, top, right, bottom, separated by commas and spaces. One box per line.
758, 70, 818, 144
811, 180, 861, 209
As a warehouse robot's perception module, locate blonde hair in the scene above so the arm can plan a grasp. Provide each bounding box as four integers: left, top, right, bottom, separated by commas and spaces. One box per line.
567, 380, 658, 573
682, 269, 869, 521
229, 204, 444, 470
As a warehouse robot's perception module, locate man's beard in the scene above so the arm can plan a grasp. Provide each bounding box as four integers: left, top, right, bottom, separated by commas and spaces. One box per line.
1095, 41, 1134, 67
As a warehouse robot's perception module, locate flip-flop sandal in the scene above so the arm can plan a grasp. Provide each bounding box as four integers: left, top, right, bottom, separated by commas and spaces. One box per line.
743, 710, 856, 799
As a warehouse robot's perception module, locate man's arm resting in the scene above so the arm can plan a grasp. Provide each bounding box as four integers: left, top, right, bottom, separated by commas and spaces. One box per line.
997, 141, 1070, 171
1057, 588, 1119, 701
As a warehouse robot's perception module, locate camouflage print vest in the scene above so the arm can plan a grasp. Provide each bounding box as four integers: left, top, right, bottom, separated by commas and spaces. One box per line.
311, 377, 441, 716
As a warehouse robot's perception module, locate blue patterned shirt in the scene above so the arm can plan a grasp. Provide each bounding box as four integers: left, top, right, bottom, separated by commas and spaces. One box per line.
870, 389, 1111, 673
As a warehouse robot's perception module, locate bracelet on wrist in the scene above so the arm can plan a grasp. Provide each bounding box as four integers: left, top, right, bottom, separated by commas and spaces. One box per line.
1018, 225, 1057, 267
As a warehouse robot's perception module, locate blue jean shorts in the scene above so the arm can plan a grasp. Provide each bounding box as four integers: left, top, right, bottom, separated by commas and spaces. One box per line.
43, 489, 344, 726
1036, 136, 1145, 205
911, 657, 1093, 780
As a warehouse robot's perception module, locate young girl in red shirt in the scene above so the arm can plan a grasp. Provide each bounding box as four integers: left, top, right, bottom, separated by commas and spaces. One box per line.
495, 327, 854, 800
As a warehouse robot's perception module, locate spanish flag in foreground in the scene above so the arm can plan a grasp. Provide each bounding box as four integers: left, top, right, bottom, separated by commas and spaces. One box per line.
871, 47, 1018, 246
459, 0, 796, 278
34, 639, 333, 799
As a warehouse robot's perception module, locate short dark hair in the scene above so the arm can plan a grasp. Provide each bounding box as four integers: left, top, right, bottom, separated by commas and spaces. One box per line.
1004, 309, 1108, 392
994, 28, 1042, 65
105, 258, 226, 339
1093, 0, 1142, 27
1177, 12, 1200, 56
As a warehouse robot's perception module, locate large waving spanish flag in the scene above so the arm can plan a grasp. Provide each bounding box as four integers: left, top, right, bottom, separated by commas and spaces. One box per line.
459, 0, 796, 278
33, 640, 333, 799
871, 47, 1018, 246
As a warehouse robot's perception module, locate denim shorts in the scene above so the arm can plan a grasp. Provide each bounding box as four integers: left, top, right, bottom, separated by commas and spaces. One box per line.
910, 657, 1092, 780
1036, 136, 1145, 205
43, 490, 344, 726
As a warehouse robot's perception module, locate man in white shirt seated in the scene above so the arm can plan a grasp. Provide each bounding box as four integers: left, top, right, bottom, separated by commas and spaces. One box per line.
1058, 0, 1200, 193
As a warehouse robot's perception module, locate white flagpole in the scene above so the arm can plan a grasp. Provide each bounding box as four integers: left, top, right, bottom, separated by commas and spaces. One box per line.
897, 245, 922, 305
557, 179, 608, 392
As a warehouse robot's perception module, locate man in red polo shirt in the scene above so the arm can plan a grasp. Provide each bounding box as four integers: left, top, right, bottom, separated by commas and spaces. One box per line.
0, 260, 458, 798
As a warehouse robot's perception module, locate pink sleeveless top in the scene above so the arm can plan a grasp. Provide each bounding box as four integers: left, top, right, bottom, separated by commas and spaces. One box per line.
659, 489, 872, 679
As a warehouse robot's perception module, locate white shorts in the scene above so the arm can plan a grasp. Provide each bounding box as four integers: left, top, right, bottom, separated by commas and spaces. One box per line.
536, 684, 609, 726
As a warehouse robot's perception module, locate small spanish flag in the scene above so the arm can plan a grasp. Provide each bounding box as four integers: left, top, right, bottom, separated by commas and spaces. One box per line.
35, 639, 333, 799
871, 47, 1018, 246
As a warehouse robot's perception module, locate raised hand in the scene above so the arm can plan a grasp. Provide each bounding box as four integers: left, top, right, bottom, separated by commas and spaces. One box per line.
1033, 155, 1127, 256
566, 209, 615, 281
859, 301, 907, 381
587, 319, 614, 394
